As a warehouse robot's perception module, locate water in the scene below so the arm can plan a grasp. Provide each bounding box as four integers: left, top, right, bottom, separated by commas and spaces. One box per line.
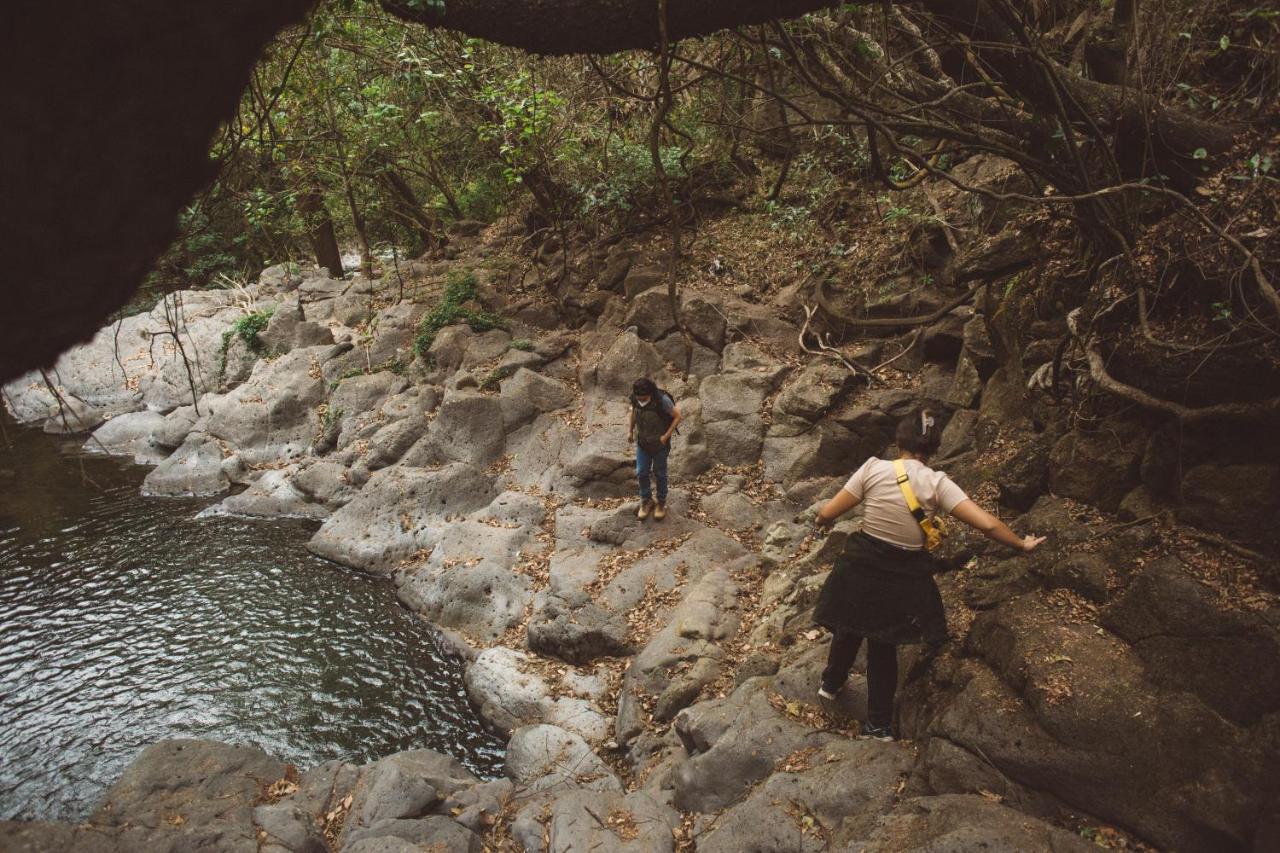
0, 414, 503, 822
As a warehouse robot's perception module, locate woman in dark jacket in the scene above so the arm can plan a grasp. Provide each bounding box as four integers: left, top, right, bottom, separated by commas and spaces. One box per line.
811, 409, 1045, 740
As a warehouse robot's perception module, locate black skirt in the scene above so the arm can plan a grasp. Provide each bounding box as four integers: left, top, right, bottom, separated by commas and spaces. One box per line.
811, 532, 948, 646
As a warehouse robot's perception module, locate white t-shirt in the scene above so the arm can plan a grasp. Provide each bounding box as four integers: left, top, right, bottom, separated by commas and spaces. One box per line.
843, 457, 970, 550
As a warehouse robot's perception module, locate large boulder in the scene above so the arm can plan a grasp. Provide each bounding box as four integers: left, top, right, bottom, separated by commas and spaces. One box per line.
86, 410, 174, 465
699, 373, 767, 464
141, 433, 229, 497
307, 464, 498, 574
464, 647, 611, 743
505, 725, 621, 793
921, 593, 1280, 853
672, 678, 838, 813
395, 508, 541, 641
499, 368, 574, 431
1178, 464, 1280, 544
546, 790, 679, 853
581, 331, 664, 396
626, 286, 677, 341
205, 345, 332, 465
339, 750, 477, 845
854, 794, 1096, 852
413, 390, 507, 466
1101, 556, 1280, 724
199, 467, 328, 521
616, 571, 740, 744
90, 739, 286, 852
695, 738, 914, 852
1048, 425, 1145, 512
259, 296, 332, 353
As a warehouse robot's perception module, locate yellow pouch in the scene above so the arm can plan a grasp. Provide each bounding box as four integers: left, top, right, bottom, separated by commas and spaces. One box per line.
893, 459, 946, 552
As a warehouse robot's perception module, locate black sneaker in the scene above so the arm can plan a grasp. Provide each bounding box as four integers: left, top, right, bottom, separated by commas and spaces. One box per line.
860, 723, 894, 741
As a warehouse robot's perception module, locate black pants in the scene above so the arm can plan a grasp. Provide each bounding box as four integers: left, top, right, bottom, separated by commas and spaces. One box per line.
821, 630, 898, 728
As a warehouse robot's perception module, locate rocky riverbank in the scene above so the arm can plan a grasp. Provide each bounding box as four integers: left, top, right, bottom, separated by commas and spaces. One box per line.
4, 209, 1279, 852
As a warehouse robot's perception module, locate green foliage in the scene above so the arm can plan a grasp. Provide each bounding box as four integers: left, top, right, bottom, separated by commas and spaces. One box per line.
476, 71, 567, 185
577, 139, 688, 218
479, 364, 516, 390
412, 271, 506, 357
216, 308, 276, 381
510, 339, 534, 351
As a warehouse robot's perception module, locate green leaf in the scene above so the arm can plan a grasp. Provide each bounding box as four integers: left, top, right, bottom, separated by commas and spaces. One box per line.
1192, 147, 1208, 160
1219, 34, 1230, 50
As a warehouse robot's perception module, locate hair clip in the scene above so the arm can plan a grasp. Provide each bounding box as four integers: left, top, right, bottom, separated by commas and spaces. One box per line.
921, 411, 935, 434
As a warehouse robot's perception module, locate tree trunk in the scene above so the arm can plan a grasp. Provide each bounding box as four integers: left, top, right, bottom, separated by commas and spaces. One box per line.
379, 168, 443, 252
296, 187, 343, 278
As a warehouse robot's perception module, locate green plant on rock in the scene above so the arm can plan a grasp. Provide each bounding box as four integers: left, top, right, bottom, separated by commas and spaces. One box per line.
510, 339, 533, 351
216, 307, 276, 381
412, 271, 506, 358
479, 364, 516, 390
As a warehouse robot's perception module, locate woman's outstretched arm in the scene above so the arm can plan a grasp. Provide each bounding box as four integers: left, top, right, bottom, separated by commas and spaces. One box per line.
815, 487, 862, 527
949, 499, 1045, 552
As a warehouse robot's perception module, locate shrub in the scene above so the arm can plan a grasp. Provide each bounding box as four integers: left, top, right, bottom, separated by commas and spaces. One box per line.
217, 307, 276, 380
412, 271, 506, 358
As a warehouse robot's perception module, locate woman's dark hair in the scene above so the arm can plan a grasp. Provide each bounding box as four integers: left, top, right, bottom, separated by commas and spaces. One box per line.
895, 408, 942, 457
632, 378, 657, 397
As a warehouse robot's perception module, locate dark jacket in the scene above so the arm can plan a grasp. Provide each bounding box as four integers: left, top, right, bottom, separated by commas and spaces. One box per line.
812, 531, 948, 645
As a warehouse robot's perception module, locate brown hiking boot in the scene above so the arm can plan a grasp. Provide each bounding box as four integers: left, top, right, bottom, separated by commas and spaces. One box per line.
637, 499, 654, 520
653, 502, 667, 521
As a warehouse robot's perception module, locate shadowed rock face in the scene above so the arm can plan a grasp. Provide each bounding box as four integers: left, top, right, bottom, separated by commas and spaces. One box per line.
2, 0, 312, 383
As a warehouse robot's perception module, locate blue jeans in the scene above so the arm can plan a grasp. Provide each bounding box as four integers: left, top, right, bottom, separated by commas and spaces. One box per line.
636, 444, 669, 503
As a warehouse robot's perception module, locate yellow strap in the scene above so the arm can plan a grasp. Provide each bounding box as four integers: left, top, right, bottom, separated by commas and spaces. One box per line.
893, 459, 924, 514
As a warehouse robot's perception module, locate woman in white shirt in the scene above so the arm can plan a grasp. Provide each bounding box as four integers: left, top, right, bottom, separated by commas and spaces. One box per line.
811, 409, 1044, 740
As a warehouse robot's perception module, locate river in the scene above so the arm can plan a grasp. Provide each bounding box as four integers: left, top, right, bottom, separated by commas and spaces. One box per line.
0, 413, 503, 822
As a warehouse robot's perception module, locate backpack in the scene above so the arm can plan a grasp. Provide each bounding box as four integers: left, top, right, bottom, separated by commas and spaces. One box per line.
630, 389, 678, 433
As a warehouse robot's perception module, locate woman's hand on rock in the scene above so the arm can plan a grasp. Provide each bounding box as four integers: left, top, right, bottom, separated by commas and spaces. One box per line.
1021, 534, 1046, 552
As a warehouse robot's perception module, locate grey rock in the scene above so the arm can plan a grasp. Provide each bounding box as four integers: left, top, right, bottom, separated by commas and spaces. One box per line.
441, 778, 513, 834
653, 333, 720, 377
427, 325, 474, 375
672, 679, 835, 813
260, 297, 333, 353
622, 266, 665, 299
344, 817, 482, 852
141, 433, 229, 497
465, 648, 611, 742
201, 468, 328, 521
1178, 464, 1280, 544
86, 410, 173, 465
546, 790, 679, 853
617, 570, 739, 744
395, 516, 536, 641
417, 391, 507, 466
341, 750, 477, 844
254, 801, 326, 853
499, 368, 574, 431
308, 464, 498, 574
527, 593, 633, 664
205, 346, 332, 465
505, 725, 621, 793
697, 738, 913, 852
683, 295, 728, 351
1101, 556, 1280, 724
719, 342, 790, 391
42, 394, 105, 434
1049, 425, 1145, 512
854, 794, 1095, 852
291, 460, 361, 508
91, 739, 286, 853
582, 331, 664, 396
